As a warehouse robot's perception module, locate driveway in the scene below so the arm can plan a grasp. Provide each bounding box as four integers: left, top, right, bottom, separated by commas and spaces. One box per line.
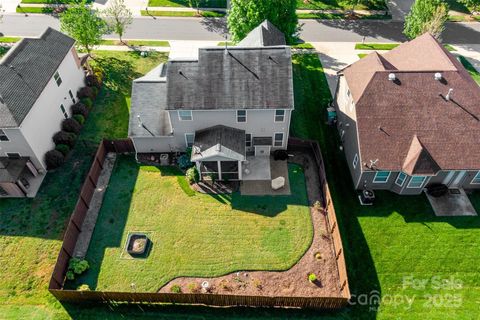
386, 0, 414, 21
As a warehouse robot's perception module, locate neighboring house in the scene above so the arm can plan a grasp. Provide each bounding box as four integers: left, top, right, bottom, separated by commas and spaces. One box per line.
334, 33, 480, 195
129, 20, 293, 181
0, 28, 85, 197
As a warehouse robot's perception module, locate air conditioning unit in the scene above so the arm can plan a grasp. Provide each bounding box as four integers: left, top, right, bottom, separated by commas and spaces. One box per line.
160, 154, 169, 166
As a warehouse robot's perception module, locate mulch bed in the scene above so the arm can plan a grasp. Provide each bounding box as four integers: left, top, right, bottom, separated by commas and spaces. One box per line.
158, 151, 342, 297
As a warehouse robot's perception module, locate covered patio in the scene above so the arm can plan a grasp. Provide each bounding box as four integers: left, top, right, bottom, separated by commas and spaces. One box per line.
426, 188, 477, 216
240, 156, 291, 196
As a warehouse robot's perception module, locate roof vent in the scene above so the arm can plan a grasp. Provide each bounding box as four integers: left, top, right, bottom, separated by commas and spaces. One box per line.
388, 73, 396, 81
446, 88, 453, 101
434, 72, 442, 81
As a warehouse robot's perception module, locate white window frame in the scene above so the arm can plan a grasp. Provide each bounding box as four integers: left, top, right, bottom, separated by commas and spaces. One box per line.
69, 89, 76, 104
352, 154, 359, 169
273, 132, 284, 147
245, 133, 252, 147
54, 71, 62, 87
407, 176, 427, 189
274, 109, 285, 122
60, 104, 68, 119
6, 152, 21, 159
185, 133, 195, 148
0, 129, 9, 142
373, 171, 391, 184
178, 110, 193, 121
471, 171, 480, 185
237, 110, 247, 123
395, 172, 407, 187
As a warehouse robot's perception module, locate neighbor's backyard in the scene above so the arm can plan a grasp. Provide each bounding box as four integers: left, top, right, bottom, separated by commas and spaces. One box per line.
69, 157, 312, 292
1, 48, 480, 320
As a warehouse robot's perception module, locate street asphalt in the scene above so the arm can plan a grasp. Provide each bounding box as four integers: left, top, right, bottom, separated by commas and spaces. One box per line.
1, 14, 480, 44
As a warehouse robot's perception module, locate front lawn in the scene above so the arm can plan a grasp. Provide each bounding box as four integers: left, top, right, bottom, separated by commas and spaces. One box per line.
147, 0, 226, 8
296, 0, 387, 10
291, 53, 480, 319
72, 157, 313, 292
141, 10, 225, 17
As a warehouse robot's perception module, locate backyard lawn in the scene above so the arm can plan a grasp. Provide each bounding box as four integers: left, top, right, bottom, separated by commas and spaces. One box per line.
71, 157, 313, 292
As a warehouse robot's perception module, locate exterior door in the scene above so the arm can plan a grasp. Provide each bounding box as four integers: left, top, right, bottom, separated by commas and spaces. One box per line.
445, 170, 467, 188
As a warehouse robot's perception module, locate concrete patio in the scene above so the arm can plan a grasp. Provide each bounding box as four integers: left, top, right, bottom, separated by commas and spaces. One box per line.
242, 156, 271, 181
426, 189, 478, 217
240, 157, 290, 196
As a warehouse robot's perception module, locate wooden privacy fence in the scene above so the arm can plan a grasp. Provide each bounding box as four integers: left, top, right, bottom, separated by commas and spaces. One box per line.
288, 137, 351, 300
49, 138, 350, 309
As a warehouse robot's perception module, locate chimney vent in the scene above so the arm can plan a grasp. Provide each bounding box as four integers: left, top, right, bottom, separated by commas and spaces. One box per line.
388, 73, 396, 81
446, 88, 453, 101
434, 72, 443, 81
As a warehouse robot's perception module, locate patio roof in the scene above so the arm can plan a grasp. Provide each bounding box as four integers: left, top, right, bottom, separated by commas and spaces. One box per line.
191, 125, 246, 162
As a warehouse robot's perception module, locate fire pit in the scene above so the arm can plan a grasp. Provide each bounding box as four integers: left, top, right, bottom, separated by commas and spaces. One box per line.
126, 233, 150, 256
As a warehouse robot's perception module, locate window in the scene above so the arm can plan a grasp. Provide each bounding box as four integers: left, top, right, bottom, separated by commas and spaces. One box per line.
60, 104, 68, 119
0, 129, 9, 142
395, 172, 407, 187
237, 110, 247, 123
185, 133, 195, 148
352, 154, 359, 169
373, 171, 390, 183
340, 130, 345, 139
275, 109, 285, 122
274, 133, 284, 147
245, 134, 252, 147
471, 172, 480, 184
6, 153, 20, 159
54, 71, 62, 86
407, 176, 427, 188
178, 110, 192, 121
69, 89, 76, 103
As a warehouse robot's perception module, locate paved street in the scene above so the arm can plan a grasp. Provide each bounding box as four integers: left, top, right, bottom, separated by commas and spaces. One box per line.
1, 14, 480, 44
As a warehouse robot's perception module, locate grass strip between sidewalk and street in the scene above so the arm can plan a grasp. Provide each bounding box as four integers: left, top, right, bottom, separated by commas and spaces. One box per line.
141, 10, 225, 17
459, 56, 480, 85
99, 40, 170, 47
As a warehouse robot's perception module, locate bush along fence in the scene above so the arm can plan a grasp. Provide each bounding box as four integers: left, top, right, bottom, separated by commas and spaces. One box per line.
288, 137, 351, 301
45, 69, 104, 171
49, 138, 350, 309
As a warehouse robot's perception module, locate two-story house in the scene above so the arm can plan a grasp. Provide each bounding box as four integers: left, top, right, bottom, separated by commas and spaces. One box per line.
0, 28, 85, 197
129, 21, 293, 181
334, 33, 480, 195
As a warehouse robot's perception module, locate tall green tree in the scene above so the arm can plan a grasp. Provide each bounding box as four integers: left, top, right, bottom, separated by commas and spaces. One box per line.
103, 0, 133, 43
403, 0, 449, 40
188, 0, 202, 14
227, 0, 298, 43
60, 1, 108, 55
459, 0, 480, 16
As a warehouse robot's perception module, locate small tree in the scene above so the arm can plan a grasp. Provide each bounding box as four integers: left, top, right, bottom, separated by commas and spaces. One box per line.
60, 1, 108, 55
459, 0, 480, 16
103, 0, 133, 43
0, 4, 4, 24
404, 0, 449, 40
227, 0, 298, 43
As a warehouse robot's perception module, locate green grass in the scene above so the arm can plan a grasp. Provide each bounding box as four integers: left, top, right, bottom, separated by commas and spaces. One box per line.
69, 157, 312, 292
147, 0, 226, 8
291, 53, 480, 319
217, 41, 235, 46
357, 53, 367, 58
291, 42, 315, 49
0, 37, 21, 43
99, 39, 170, 47
141, 9, 225, 17
459, 56, 480, 85
296, 0, 387, 10
356, 42, 456, 51
20, 0, 92, 3
16, 6, 54, 13
297, 12, 391, 19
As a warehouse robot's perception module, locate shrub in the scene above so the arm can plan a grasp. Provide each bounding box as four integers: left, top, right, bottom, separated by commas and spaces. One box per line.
55, 144, 70, 156
91, 86, 99, 97
187, 283, 199, 293
185, 167, 199, 184
62, 118, 82, 134
80, 97, 93, 110
45, 150, 65, 170
253, 279, 263, 290
308, 273, 317, 282
77, 86, 95, 100
170, 285, 182, 293
53, 131, 77, 148
73, 114, 85, 125
86, 73, 102, 89
66, 258, 89, 281
71, 102, 89, 117
177, 154, 193, 170
77, 284, 90, 291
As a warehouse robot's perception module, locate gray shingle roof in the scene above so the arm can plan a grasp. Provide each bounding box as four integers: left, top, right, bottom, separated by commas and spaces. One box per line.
237, 20, 286, 47
0, 28, 75, 128
191, 125, 246, 161
166, 46, 293, 110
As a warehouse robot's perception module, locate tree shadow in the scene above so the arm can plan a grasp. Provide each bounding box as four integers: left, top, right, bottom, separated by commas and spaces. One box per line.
200, 16, 228, 34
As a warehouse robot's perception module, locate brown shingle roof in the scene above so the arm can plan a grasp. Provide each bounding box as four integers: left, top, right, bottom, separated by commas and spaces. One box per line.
341, 33, 480, 173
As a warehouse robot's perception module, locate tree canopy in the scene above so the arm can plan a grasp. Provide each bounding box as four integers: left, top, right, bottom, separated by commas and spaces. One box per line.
403, 0, 449, 40
103, 0, 133, 42
60, 1, 108, 54
227, 0, 298, 43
